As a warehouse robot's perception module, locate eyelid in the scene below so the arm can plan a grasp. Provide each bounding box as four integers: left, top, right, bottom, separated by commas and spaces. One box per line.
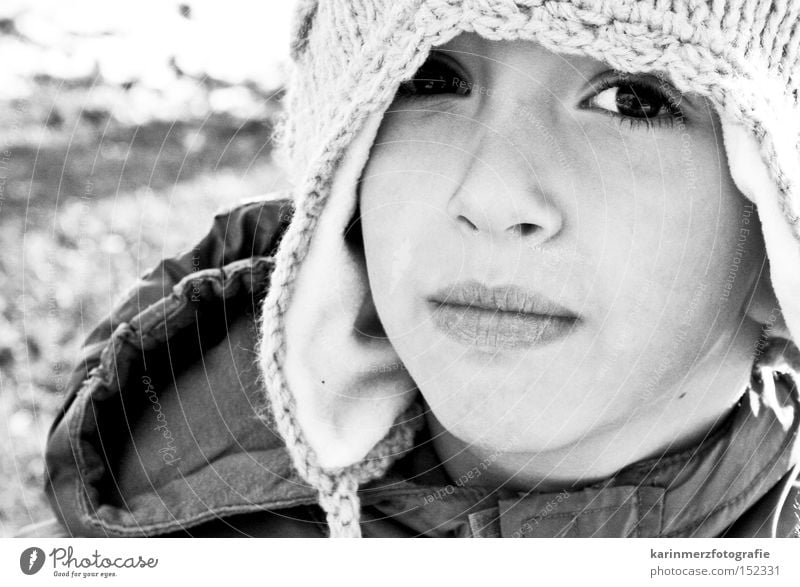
583, 71, 688, 112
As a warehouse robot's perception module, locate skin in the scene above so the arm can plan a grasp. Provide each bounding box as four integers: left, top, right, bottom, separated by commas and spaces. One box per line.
357, 33, 775, 492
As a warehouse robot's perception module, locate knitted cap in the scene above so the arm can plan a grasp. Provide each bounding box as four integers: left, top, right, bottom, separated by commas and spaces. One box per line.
258, 0, 800, 537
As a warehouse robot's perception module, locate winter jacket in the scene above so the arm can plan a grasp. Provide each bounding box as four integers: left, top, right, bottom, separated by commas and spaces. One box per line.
27, 193, 800, 538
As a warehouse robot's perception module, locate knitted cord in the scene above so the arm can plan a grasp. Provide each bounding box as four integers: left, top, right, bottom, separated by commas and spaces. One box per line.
317, 472, 362, 538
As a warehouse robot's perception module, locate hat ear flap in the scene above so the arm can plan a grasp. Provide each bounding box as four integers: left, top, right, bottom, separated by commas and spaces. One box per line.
744, 256, 791, 339
721, 115, 800, 344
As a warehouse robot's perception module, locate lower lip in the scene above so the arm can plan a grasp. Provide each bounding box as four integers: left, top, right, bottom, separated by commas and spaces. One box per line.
428, 302, 578, 351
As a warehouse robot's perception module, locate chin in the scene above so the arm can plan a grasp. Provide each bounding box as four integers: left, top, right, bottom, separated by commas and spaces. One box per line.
453, 405, 600, 449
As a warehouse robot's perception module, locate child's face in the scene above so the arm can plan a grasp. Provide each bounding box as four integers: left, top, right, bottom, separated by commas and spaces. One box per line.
358, 34, 767, 453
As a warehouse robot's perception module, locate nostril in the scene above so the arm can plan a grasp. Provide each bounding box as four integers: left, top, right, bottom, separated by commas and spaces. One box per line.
507, 223, 539, 237
457, 214, 479, 232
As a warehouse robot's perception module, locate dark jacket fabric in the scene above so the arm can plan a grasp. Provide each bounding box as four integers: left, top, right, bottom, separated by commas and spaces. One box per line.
33, 193, 800, 538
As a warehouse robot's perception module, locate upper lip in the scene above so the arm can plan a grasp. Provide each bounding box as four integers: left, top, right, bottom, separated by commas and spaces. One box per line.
428, 280, 579, 318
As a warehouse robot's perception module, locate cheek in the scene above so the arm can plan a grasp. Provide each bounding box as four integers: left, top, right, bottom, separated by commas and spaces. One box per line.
359, 151, 452, 326
360, 190, 425, 302
359, 118, 475, 300
586, 128, 745, 287
638, 134, 758, 305
585, 131, 759, 384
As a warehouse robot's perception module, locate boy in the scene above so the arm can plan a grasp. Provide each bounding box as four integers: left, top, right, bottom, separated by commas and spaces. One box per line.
41, 0, 800, 537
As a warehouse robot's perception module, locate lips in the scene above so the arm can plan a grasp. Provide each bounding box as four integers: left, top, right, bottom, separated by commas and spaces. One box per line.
427, 281, 580, 351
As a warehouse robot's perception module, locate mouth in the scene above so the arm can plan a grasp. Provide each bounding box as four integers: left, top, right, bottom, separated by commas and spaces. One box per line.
426, 281, 580, 351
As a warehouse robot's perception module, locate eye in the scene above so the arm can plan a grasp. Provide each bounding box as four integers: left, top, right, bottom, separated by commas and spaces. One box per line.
397, 53, 471, 98
586, 75, 683, 129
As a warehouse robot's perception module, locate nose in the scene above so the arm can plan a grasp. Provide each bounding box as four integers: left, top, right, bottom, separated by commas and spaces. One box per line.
446, 127, 564, 245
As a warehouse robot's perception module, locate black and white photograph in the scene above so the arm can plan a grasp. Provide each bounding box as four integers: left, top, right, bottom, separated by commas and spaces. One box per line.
2, 0, 800, 582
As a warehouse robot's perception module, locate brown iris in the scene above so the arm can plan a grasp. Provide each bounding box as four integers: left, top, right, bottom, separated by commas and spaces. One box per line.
615, 83, 669, 118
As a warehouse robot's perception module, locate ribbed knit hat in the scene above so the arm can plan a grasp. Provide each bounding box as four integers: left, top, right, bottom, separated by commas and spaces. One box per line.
258, 0, 800, 537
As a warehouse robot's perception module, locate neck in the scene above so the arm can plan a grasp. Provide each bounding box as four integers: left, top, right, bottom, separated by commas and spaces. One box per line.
426, 317, 765, 494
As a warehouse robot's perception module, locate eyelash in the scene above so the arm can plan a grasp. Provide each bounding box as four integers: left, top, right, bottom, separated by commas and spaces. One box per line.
397, 57, 686, 132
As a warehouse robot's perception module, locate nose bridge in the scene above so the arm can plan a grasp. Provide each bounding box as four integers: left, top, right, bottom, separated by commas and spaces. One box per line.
447, 97, 564, 241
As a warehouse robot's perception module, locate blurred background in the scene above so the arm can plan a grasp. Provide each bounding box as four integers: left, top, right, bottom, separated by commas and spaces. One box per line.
0, 0, 294, 536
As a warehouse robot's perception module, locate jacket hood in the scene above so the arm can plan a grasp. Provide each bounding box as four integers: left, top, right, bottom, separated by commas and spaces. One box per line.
258, 0, 800, 536
43, 198, 305, 536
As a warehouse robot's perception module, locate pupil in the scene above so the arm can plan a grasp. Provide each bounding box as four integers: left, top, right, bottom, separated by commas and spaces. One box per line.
420, 76, 446, 92
412, 63, 449, 93
616, 84, 665, 118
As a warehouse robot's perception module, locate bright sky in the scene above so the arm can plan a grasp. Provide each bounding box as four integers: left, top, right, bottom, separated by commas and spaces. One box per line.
0, 0, 295, 96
